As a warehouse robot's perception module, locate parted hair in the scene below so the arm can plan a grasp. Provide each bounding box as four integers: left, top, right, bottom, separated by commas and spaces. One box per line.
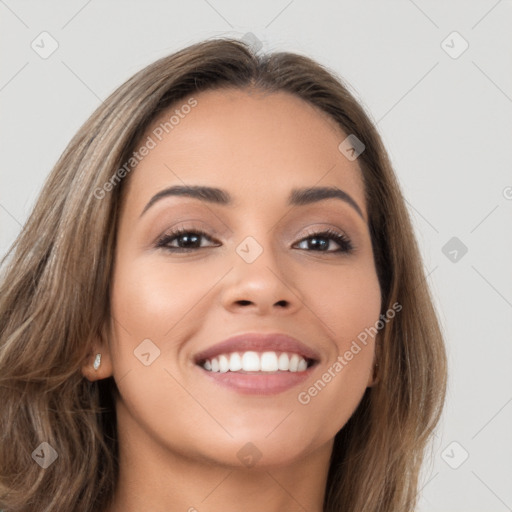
0, 38, 447, 512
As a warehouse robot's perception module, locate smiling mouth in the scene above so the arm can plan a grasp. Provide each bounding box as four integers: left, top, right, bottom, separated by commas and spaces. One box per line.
197, 350, 317, 373
193, 332, 321, 394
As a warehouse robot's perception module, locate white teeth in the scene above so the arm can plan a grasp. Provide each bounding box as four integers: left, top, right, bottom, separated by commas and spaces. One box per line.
289, 353, 300, 372
229, 352, 242, 371
278, 352, 289, 370
219, 354, 229, 373
201, 351, 310, 373
242, 351, 260, 371
261, 351, 278, 372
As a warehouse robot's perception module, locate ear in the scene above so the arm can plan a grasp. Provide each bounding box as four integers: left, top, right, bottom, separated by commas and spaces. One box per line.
366, 339, 381, 388
367, 359, 381, 388
81, 332, 114, 382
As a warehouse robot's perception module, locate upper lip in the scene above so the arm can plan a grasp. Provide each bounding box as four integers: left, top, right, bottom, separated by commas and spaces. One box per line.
193, 332, 321, 364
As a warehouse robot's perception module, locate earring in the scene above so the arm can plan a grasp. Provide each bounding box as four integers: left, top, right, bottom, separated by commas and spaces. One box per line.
93, 353, 102, 371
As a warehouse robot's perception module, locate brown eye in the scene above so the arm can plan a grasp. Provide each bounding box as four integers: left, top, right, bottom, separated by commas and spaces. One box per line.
156, 228, 219, 252
294, 229, 354, 253
155, 227, 354, 255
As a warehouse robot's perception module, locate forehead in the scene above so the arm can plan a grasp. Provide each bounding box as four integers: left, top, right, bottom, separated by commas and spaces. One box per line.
123, 88, 366, 216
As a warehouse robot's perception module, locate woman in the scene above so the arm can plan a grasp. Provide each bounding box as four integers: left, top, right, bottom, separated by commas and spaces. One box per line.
0, 38, 447, 512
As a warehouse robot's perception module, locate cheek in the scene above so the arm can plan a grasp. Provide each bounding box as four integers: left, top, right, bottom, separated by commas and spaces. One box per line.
300, 259, 382, 347
293, 261, 381, 419
110, 253, 230, 339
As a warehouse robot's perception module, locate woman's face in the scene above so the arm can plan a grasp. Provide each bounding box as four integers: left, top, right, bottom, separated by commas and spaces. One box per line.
105, 88, 381, 468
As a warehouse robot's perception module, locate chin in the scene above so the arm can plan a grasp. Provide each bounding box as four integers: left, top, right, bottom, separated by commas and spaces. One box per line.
183, 426, 326, 470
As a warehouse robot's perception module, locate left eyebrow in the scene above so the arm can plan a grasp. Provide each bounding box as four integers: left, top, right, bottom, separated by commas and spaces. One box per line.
139, 185, 365, 220
289, 186, 365, 220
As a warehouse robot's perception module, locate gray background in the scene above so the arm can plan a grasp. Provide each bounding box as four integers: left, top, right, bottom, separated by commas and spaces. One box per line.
1, 1, 511, 510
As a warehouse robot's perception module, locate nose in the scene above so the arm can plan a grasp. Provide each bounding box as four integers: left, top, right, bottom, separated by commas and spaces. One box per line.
220, 239, 301, 316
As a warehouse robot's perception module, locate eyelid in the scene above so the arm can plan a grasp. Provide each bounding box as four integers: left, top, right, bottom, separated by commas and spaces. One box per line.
154, 226, 219, 248
154, 219, 218, 239
292, 222, 351, 242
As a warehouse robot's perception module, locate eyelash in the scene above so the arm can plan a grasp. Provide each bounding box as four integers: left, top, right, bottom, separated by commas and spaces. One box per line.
155, 227, 354, 254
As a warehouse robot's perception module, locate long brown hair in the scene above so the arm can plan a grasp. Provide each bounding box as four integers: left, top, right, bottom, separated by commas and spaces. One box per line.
0, 38, 447, 512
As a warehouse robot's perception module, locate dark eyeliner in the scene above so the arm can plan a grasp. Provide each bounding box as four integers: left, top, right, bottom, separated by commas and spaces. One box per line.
296, 228, 354, 254
155, 227, 217, 252
155, 227, 354, 254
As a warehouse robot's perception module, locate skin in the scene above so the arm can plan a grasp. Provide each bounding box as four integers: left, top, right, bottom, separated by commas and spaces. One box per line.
82, 88, 382, 512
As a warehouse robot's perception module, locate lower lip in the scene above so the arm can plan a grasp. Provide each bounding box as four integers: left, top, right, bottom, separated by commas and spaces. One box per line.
197, 365, 316, 395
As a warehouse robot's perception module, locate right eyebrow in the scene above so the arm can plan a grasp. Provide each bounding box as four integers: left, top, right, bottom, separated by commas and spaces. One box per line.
140, 185, 231, 217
